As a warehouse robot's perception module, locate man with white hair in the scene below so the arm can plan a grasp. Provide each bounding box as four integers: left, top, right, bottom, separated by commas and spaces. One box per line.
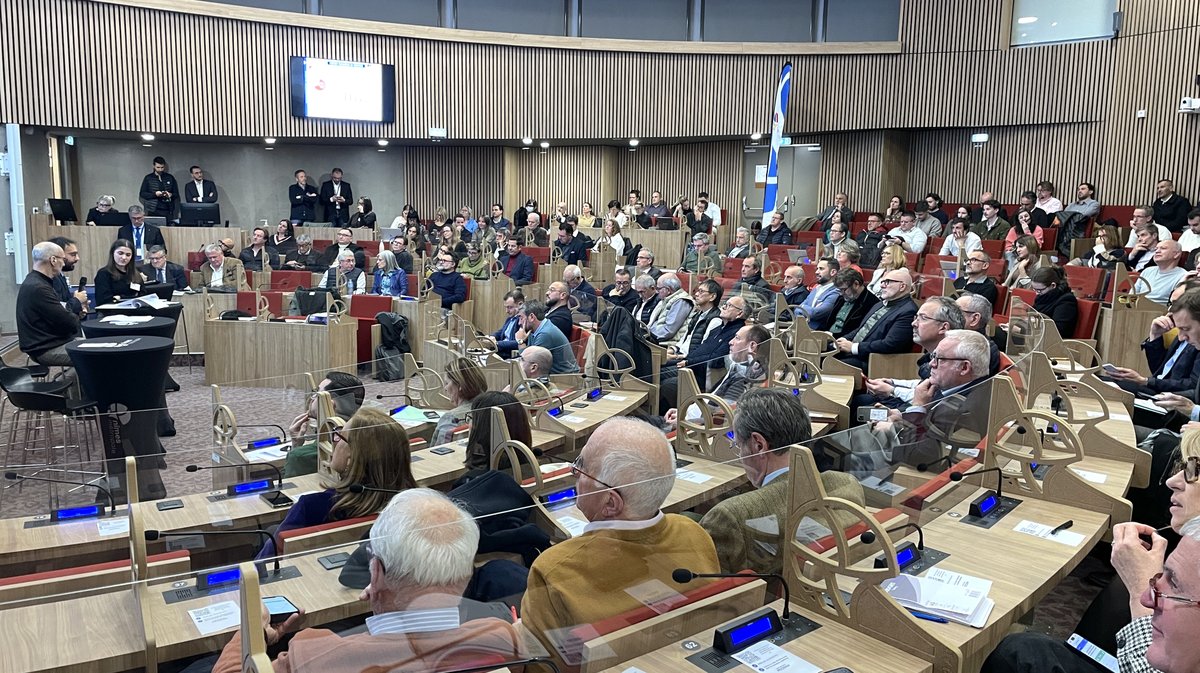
522, 418, 719, 669
212, 488, 527, 673
17, 241, 82, 373
646, 273, 694, 345
519, 211, 549, 247
562, 264, 596, 321
1136, 239, 1188, 305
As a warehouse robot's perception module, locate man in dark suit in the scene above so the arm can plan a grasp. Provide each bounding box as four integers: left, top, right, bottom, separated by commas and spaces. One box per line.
288, 169, 319, 224
141, 245, 188, 290
780, 265, 809, 309
183, 165, 218, 203
826, 268, 880, 339
319, 167, 353, 227
676, 294, 749, 391
317, 228, 366, 269
833, 268, 918, 371
497, 239, 534, 286
544, 282, 574, 338
599, 269, 638, 314
138, 155, 178, 219
117, 205, 166, 263
563, 264, 596, 321
492, 289, 525, 359
554, 224, 589, 265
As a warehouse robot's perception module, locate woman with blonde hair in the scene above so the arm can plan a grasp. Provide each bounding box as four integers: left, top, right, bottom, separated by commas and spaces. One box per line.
256, 406, 415, 559
867, 243, 906, 296
433, 356, 489, 445
592, 217, 627, 258
1068, 224, 1126, 269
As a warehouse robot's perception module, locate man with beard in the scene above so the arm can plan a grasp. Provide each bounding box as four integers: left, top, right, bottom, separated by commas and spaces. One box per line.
48, 236, 88, 316
833, 268, 918, 371
543, 281, 574, 337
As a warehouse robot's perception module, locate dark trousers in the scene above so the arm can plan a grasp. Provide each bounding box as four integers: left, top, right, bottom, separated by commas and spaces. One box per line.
980, 632, 1102, 673
329, 209, 348, 228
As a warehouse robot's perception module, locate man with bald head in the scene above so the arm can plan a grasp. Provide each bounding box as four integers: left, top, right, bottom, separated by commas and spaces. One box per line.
17, 241, 82, 375
562, 264, 596, 320
780, 265, 809, 308
521, 418, 718, 670
544, 281, 575, 337
834, 268, 918, 371
1137, 238, 1188, 305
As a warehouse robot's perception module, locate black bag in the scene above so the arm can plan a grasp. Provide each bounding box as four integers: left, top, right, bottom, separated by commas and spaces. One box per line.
218, 309, 252, 320
376, 311, 411, 354
1055, 211, 1089, 259
291, 286, 338, 316
857, 231, 885, 269
374, 344, 404, 381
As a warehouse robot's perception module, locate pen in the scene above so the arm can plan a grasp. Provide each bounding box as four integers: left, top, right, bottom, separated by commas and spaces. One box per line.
1050, 520, 1074, 536
908, 609, 948, 623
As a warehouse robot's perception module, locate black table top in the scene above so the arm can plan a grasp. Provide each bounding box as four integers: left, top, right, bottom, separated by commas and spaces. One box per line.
82, 316, 176, 339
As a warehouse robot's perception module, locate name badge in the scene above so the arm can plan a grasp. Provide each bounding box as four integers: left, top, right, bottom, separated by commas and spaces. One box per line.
129, 283, 141, 292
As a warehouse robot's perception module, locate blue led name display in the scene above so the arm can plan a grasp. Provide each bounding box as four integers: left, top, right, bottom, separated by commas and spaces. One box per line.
54, 505, 102, 520
390, 405, 408, 414
203, 567, 241, 587
250, 437, 283, 449
232, 479, 272, 494
896, 546, 916, 566
728, 615, 775, 647
977, 495, 997, 515
545, 488, 576, 504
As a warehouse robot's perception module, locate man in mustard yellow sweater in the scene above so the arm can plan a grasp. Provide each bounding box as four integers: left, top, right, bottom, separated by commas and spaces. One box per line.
521, 418, 719, 670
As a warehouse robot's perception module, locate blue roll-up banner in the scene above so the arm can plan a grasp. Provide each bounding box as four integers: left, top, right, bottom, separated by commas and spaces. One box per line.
762, 62, 793, 216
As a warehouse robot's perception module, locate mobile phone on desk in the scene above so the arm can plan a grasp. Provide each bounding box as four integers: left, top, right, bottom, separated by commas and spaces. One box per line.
263, 595, 299, 624
856, 407, 888, 423
260, 491, 294, 508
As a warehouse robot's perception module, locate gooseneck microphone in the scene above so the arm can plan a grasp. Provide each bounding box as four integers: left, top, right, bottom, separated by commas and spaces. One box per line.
5, 471, 115, 516
673, 568, 791, 620
186, 462, 283, 490
145, 528, 281, 574
859, 522, 925, 550
376, 393, 412, 401
949, 466, 1005, 500
916, 455, 952, 473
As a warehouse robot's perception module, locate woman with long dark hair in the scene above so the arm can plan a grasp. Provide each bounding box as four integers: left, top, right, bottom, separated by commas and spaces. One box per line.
94, 238, 145, 306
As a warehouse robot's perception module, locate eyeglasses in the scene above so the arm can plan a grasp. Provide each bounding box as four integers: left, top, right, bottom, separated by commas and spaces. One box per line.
1167, 455, 1199, 484
1031, 285, 1051, 295
1148, 572, 1200, 610
966, 258, 987, 264
571, 456, 620, 494
929, 353, 970, 366
914, 313, 946, 323
878, 279, 903, 287
331, 429, 349, 445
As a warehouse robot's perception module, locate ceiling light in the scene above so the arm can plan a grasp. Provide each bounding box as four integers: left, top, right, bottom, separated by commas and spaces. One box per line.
629, 139, 639, 147
750, 132, 763, 141
522, 146, 530, 151
629, 148, 636, 152
1017, 16, 1037, 24
522, 137, 533, 145
377, 139, 389, 147
140, 133, 155, 141
539, 141, 549, 149
538, 150, 547, 155
377, 148, 386, 152
265, 146, 274, 151
264, 137, 276, 144
141, 143, 153, 148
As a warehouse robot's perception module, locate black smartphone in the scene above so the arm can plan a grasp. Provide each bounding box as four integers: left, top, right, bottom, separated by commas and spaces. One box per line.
570, 403, 589, 409
431, 446, 455, 455
317, 552, 351, 570
263, 595, 299, 624
260, 491, 294, 508
155, 499, 184, 511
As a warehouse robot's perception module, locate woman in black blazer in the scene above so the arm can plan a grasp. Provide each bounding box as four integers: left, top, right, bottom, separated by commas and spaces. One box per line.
94, 238, 146, 306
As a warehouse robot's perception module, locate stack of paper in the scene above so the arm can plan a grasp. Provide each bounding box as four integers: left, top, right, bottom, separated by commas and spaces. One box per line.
882, 567, 995, 627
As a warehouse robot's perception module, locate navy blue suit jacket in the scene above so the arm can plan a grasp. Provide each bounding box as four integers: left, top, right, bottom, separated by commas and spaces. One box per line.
847, 298, 918, 358
1144, 338, 1200, 394
498, 252, 534, 285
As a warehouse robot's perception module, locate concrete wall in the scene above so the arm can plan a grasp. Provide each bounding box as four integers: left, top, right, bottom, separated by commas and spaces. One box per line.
72, 139, 408, 233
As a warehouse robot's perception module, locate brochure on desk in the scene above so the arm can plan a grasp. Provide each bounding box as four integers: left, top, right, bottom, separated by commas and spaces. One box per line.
882, 567, 995, 627
96, 294, 176, 310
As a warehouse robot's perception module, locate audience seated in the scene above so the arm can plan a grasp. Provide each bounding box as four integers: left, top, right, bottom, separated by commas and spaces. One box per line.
825, 219, 851, 258
600, 268, 639, 314
867, 243, 906, 296
215, 488, 527, 673
629, 247, 663, 280
95, 239, 146, 306
463, 391, 535, 474
1004, 236, 1043, 289
554, 222, 589, 265
779, 265, 809, 308
321, 250, 366, 295
1030, 266, 1079, 339
1011, 189, 1051, 230
701, 387, 865, 573
756, 210, 791, 246
456, 242, 492, 280
646, 273, 694, 346
673, 295, 749, 393
543, 281, 575, 337
885, 211, 928, 254
668, 278, 723, 364
938, 217, 983, 257
1106, 284, 1200, 410
856, 296, 967, 412
318, 228, 366, 269
283, 372, 366, 477
497, 238, 534, 286
1179, 208, 1200, 259
429, 252, 467, 309
731, 256, 775, 307
632, 274, 660, 324
519, 300, 579, 374
798, 257, 841, 329
1137, 239, 1188, 305
833, 268, 918, 371
239, 226, 280, 271
725, 226, 754, 259
1068, 223, 1126, 269
197, 242, 244, 290
817, 192, 853, 231
283, 234, 322, 271
258, 406, 415, 559
1153, 178, 1193, 233
16, 241, 82, 381
827, 268, 879, 339
973, 199, 1011, 240
1004, 209, 1044, 262
371, 250, 408, 296
521, 418, 719, 669
680, 232, 721, 273
1124, 207, 1172, 249
856, 213, 889, 268
433, 357, 489, 446
562, 264, 596, 321
953, 250, 999, 306
957, 293, 1007, 354
141, 244, 189, 290
912, 202, 943, 238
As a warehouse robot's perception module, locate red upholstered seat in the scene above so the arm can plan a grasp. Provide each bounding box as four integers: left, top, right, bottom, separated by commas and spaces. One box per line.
1075, 299, 1101, 340
187, 251, 206, 271
979, 239, 1005, 260
722, 257, 743, 278
1042, 227, 1059, 254
766, 245, 795, 264
349, 294, 395, 366
1064, 266, 1106, 300
993, 285, 1008, 315
311, 239, 333, 253
1009, 287, 1036, 313
1099, 205, 1136, 227
568, 326, 590, 370
268, 270, 312, 291
921, 255, 958, 277
793, 230, 824, 249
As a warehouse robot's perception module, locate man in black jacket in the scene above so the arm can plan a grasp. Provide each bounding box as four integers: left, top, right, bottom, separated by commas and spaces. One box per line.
756, 211, 791, 246
17, 242, 81, 376
284, 234, 322, 271
543, 282, 575, 338
319, 168, 353, 227
137, 156, 177, 219
826, 269, 880, 339
288, 169, 319, 224
1107, 284, 1200, 401
834, 269, 919, 371
600, 269, 639, 315
183, 165, 218, 203
554, 224, 589, 265
48, 236, 88, 316
1154, 179, 1193, 233
675, 294, 750, 392
318, 228, 366, 269
141, 245, 189, 290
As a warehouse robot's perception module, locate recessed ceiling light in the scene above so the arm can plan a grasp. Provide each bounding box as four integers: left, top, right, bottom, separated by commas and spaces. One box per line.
629, 139, 639, 147
265, 146, 274, 151
377, 148, 386, 152
1017, 16, 1037, 24
140, 133, 155, 141
628, 148, 636, 152
142, 143, 153, 148
522, 137, 533, 145
522, 146, 530, 151
377, 139, 389, 147
750, 132, 763, 141
264, 137, 276, 144
539, 141, 550, 149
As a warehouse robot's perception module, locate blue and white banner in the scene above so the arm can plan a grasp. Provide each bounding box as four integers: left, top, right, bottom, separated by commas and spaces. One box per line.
762, 62, 793, 216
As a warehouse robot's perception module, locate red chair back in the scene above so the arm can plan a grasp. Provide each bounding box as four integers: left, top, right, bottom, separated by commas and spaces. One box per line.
187, 251, 206, 271
793, 230, 824, 248
1041, 227, 1059, 254
1009, 287, 1036, 312
722, 257, 743, 278
993, 284, 1008, 316
1075, 299, 1101, 340
1098, 205, 1137, 227
406, 273, 419, 295
569, 326, 590, 369
979, 239, 1005, 260
766, 245, 794, 264
268, 270, 311, 291
349, 294, 393, 319
236, 291, 257, 315
1063, 266, 1106, 300
461, 276, 472, 301
311, 239, 333, 253
525, 247, 551, 265
921, 255, 958, 277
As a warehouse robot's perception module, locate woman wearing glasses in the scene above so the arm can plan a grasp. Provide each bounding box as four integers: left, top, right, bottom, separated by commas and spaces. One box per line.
85, 195, 117, 226
1067, 223, 1126, 270
256, 406, 415, 560
1029, 266, 1078, 338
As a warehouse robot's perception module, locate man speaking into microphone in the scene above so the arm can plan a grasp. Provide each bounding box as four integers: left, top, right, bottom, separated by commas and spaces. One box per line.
521, 418, 718, 671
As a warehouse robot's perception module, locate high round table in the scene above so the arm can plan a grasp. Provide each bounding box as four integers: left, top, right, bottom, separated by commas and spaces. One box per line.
81, 316, 179, 436
67, 335, 173, 502
91, 303, 186, 392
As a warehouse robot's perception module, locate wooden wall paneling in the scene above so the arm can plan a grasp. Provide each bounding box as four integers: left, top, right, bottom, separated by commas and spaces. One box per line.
513, 145, 616, 214
403, 146, 505, 216
899, 0, 1001, 53
810, 131, 888, 214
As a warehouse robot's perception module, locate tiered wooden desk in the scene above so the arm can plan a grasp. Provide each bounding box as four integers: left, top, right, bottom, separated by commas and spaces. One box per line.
204, 317, 357, 389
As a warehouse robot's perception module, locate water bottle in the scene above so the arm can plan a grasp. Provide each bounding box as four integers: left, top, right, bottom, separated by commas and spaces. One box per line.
44, 198, 51, 215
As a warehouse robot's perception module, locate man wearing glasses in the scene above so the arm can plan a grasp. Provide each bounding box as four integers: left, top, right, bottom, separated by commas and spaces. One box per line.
700, 388, 865, 574
857, 296, 966, 414
953, 251, 999, 307
599, 268, 639, 313
826, 268, 879, 339
522, 418, 718, 670
16, 242, 82, 381
282, 372, 365, 477
834, 269, 918, 371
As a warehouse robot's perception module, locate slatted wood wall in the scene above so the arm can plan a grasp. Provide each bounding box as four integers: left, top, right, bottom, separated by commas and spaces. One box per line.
403, 145, 505, 216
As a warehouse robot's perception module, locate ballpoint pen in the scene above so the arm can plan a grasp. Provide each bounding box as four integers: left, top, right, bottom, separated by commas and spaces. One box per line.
1050, 520, 1074, 536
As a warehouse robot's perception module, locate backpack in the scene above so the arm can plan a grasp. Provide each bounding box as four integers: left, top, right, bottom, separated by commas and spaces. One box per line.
1054, 211, 1088, 260
290, 286, 339, 316
857, 231, 885, 269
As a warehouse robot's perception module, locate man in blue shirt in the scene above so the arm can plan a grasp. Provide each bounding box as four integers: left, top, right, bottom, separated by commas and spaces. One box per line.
518, 300, 579, 374
491, 289, 525, 359
429, 253, 467, 310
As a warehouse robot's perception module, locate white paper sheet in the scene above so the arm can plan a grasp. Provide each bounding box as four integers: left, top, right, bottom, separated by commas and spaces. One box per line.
188, 601, 241, 636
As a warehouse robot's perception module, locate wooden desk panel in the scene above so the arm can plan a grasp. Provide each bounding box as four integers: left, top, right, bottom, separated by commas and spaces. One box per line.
0, 589, 145, 673
470, 276, 519, 335
204, 318, 357, 389
624, 229, 687, 270
605, 600, 932, 673
536, 390, 649, 455
176, 291, 235, 353
1095, 305, 1161, 377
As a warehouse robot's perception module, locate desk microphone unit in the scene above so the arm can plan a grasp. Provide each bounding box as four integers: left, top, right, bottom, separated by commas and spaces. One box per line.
5, 472, 115, 520
186, 463, 289, 506
860, 522, 950, 575
539, 486, 577, 511
950, 467, 1022, 528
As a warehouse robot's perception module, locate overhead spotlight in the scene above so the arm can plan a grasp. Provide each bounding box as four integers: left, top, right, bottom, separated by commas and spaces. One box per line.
1017, 16, 1037, 24
539, 141, 550, 149
629, 148, 637, 152
377, 139, 389, 147
629, 139, 639, 147
142, 143, 153, 148
750, 132, 763, 141
264, 137, 276, 144
522, 137, 533, 145
377, 148, 386, 152
140, 133, 155, 141
265, 146, 275, 151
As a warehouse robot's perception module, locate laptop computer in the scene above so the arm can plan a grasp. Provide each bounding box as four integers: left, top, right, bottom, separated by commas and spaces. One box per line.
140, 283, 176, 301
786, 247, 812, 264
